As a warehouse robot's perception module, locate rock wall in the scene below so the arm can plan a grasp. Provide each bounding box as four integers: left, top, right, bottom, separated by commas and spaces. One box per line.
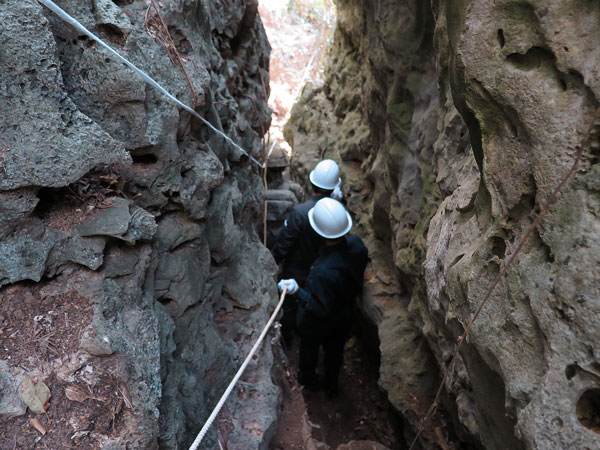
284, 0, 600, 449
0, 1, 278, 449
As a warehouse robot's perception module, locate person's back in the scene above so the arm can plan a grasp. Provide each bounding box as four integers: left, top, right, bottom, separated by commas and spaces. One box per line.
296, 234, 367, 328
271, 158, 343, 282
270, 159, 343, 344
278, 198, 368, 395
271, 195, 322, 284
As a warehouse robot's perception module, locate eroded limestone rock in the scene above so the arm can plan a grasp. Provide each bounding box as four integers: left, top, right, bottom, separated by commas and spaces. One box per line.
0, 361, 26, 418
0, 0, 277, 449
285, 0, 600, 449
0, 1, 130, 191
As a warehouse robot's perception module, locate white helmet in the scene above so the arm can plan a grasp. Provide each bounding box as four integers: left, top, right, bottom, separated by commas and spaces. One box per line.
308, 198, 352, 239
309, 159, 341, 190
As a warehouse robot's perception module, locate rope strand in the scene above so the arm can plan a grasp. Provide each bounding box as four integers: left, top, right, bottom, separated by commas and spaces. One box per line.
37, 0, 265, 168
188, 287, 287, 450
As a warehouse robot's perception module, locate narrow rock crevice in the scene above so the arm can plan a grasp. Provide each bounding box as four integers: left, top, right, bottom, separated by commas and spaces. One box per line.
1, 0, 599, 449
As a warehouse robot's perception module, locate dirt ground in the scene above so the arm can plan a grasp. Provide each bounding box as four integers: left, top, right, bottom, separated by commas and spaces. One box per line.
0, 281, 130, 450
270, 333, 405, 450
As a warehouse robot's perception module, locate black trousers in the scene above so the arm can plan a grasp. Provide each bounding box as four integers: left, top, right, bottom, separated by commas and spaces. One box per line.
298, 324, 349, 389
280, 293, 298, 340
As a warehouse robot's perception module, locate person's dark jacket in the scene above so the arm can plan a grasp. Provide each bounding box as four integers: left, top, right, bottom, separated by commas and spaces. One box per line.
271, 195, 324, 284
296, 234, 368, 336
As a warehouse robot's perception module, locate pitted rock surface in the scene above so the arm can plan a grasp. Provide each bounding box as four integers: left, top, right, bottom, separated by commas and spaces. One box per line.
0, 1, 276, 449
285, 1, 600, 449
0, 1, 130, 190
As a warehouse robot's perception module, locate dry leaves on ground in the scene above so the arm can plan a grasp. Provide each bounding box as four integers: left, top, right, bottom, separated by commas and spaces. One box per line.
19, 376, 51, 414
28, 417, 47, 435
65, 384, 106, 404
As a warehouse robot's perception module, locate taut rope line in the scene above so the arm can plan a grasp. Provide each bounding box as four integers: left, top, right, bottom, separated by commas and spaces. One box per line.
37, 0, 265, 168
188, 286, 287, 450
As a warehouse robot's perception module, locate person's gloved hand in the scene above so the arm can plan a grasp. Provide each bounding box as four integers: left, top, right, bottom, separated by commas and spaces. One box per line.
331, 186, 343, 201
277, 279, 299, 294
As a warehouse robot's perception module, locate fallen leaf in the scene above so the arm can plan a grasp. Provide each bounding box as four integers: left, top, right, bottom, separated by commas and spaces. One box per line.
113, 397, 123, 416
118, 385, 132, 409
435, 426, 451, 450
20, 376, 51, 414
29, 417, 47, 435
71, 431, 90, 440
65, 385, 92, 403
217, 430, 228, 450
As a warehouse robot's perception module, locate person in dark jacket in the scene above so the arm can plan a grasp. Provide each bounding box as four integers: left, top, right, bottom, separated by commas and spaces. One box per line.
278, 198, 368, 395
271, 159, 342, 345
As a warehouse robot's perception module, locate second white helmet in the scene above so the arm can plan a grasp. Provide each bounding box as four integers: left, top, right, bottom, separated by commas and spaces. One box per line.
309, 159, 341, 190
308, 198, 352, 239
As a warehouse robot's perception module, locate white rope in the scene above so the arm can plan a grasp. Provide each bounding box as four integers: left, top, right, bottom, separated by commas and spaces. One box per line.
36, 0, 265, 168
266, 139, 277, 159
188, 287, 287, 450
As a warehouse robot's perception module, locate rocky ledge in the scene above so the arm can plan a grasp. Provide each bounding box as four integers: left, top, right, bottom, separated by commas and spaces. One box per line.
0, 1, 278, 449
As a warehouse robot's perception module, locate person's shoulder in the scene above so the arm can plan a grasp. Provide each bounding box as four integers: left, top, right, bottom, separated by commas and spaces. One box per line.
346, 234, 368, 256
293, 199, 315, 216
346, 234, 366, 248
